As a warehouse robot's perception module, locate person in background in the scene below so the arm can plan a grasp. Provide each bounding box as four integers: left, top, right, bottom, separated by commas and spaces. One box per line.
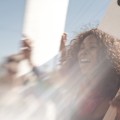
1, 36, 40, 87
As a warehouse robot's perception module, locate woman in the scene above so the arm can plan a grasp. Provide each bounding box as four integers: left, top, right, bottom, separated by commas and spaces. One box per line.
58, 29, 120, 120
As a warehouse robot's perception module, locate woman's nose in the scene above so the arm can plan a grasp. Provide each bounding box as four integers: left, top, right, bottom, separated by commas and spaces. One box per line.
82, 48, 89, 55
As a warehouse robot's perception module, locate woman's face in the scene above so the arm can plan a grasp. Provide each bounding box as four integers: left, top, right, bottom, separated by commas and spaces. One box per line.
78, 35, 100, 75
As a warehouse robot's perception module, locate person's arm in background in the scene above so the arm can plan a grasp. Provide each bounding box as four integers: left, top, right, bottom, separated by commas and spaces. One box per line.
22, 36, 42, 78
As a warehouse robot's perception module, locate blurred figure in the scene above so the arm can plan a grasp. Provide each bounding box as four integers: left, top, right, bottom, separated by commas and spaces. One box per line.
1, 36, 41, 86
0, 36, 56, 120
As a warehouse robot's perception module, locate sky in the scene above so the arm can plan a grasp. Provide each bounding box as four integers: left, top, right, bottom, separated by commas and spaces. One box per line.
0, 0, 111, 62
65, 0, 111, 40
0, 0, 26, 62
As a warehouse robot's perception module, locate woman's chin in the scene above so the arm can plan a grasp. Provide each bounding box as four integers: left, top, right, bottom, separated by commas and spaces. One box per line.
80, 65, 92, 75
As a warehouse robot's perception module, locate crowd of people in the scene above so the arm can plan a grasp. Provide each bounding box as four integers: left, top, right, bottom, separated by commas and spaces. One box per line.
0, 28, 120, 120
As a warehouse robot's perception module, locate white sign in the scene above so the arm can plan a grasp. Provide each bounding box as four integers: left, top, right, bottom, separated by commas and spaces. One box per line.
23, 0, 69, 66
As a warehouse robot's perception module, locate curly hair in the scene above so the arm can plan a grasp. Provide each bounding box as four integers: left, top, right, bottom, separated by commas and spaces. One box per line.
59, 28, 120, 120
65, 28, 120, 74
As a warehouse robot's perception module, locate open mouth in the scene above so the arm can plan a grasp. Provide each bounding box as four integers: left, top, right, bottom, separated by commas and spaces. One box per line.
79, 58, 90, 63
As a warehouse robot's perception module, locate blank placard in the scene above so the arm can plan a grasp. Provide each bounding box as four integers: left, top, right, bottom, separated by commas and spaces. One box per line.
23, 0, 69, 66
